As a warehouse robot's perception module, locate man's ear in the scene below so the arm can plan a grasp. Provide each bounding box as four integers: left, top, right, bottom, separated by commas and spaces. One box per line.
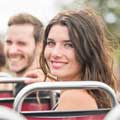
36, 41, 43, 54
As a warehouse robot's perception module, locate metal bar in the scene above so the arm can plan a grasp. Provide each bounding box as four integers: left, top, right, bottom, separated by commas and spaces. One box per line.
13, 81, 118, 112
0, 77, 30, 83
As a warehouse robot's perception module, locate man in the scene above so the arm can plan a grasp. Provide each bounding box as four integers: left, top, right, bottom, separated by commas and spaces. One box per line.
4, 13, 44, 95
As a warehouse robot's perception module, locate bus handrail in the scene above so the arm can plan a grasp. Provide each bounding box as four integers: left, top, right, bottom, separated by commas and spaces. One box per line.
0, 77, 30, 83
13, 81, 118, 112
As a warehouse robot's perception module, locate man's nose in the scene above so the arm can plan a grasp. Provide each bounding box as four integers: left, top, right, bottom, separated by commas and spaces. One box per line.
9, 45, 18, 54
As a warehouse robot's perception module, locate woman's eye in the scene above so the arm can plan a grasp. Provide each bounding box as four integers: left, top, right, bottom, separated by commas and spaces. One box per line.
65, 43, 73, 48
46, 41, 55, 47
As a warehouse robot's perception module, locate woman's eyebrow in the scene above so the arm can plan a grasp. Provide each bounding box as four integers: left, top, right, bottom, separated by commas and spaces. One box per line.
47, 38, 71, 42
47, 38, 54, 41
64, 40, 71, 42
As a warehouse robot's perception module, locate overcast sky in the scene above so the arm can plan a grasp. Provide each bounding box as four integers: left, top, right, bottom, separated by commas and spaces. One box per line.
0, 0, 60, 33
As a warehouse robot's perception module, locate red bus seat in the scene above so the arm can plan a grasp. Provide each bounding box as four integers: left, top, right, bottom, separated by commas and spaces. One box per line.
0, 90, 13, 98
0, 97, 51, 111
22, 97, 51, 111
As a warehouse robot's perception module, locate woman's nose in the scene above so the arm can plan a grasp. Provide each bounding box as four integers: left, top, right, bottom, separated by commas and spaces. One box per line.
51, 45, 62, 58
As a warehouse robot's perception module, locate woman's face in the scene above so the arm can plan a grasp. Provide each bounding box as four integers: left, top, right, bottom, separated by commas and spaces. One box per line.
44, 24, 81, 81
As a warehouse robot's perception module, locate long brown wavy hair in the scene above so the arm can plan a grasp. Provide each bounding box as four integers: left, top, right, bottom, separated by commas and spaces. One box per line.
40, 8, 117, 108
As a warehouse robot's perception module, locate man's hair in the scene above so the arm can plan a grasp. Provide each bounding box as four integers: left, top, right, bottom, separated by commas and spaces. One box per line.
8, 13, 44, 43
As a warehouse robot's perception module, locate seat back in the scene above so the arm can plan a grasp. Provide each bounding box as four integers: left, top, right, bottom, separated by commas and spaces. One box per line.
13, 81, 118, 120
22, 109, 110, 120
104, 105, 120, 120
0, 76, 52, 111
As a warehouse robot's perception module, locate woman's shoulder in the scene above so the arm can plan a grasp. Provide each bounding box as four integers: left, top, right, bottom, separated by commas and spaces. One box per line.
56, 89, 98, 111
61, 89, 96, 102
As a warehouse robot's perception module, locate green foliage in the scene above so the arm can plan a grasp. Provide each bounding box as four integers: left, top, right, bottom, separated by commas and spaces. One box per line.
59, 0, 120, 50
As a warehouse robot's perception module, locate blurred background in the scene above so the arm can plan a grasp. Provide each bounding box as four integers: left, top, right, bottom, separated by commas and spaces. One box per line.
0, 0, 119, 79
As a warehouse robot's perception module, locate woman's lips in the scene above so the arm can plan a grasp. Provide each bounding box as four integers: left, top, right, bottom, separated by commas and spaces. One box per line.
51, 61, 67, 69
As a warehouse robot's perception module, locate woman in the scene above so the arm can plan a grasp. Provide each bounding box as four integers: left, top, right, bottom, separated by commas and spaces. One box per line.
40, 8, 117, 111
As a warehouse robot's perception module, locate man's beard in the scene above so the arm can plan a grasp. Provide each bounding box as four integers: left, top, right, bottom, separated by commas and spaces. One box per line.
15, 66, 29, 76
15, 49, 36, 76
15, 58, 34, 76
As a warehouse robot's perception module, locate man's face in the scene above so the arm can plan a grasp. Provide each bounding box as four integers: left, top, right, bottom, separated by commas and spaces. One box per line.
4, 24, 36, 75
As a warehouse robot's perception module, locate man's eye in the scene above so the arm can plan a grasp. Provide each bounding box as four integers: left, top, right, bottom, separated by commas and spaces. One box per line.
6, 40, 12, 45
18, 41, 26, 46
